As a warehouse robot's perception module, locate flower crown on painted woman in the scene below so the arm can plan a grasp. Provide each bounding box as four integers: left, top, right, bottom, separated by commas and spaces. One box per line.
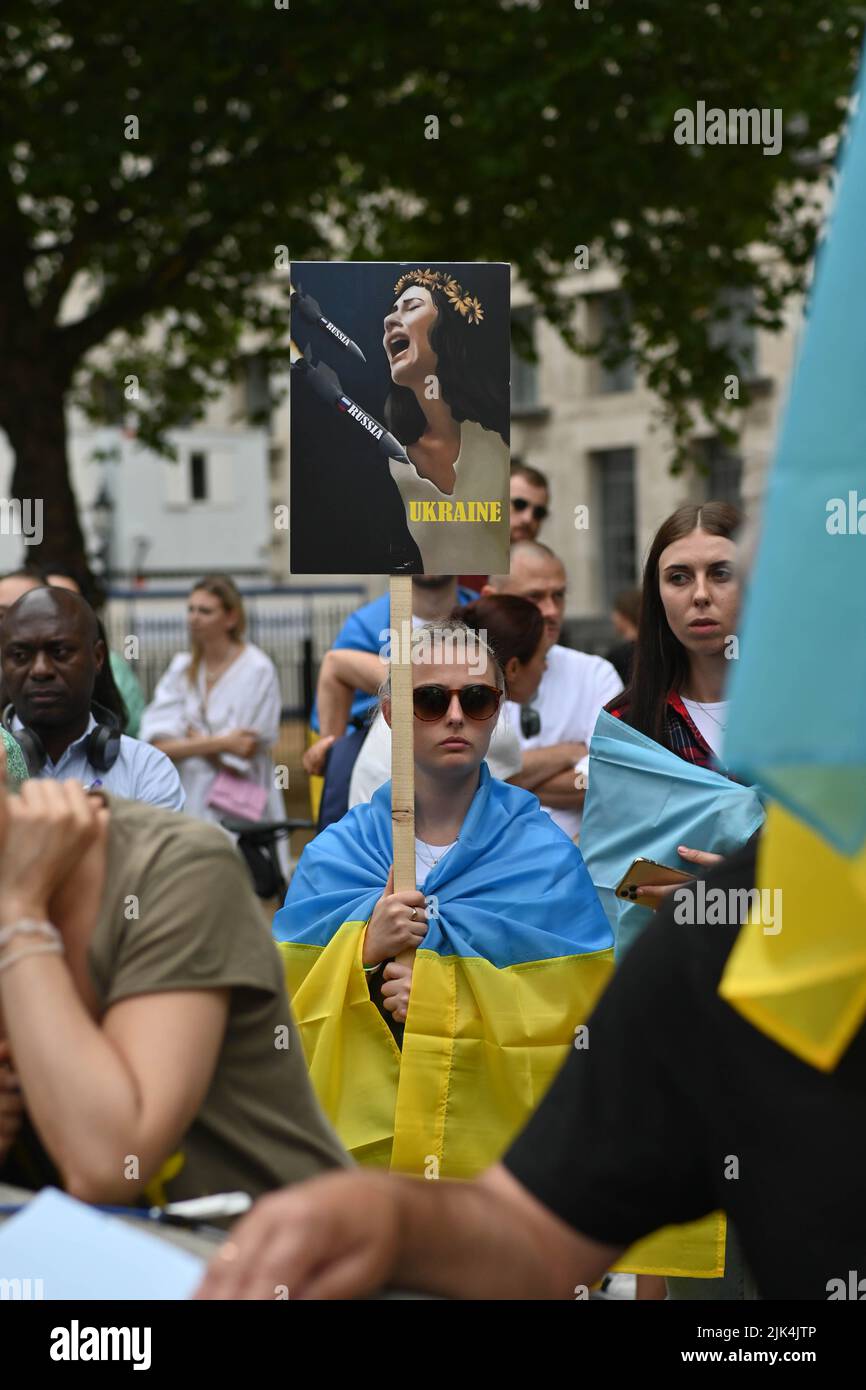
393, 269, 485, 325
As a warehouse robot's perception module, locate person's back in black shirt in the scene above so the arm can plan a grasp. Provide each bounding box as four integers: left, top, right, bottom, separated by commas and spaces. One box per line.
504, 842, 866, 1299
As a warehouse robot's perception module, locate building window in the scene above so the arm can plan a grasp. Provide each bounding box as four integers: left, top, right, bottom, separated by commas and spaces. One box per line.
190, 451, 208, 501
696, 437, 743, 509
589, 293, 636, 395
592, 447, 637, 606
93, 378, 125, 425
163, 446, 233, 508
708, 287, 758, 382
510, 306, 540, 414
244, 354, 272, 425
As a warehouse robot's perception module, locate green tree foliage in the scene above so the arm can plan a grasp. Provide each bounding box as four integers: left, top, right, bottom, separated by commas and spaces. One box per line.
0, 0, 863, 572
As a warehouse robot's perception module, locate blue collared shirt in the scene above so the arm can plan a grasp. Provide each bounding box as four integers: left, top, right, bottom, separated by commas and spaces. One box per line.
13, 713, 185, 812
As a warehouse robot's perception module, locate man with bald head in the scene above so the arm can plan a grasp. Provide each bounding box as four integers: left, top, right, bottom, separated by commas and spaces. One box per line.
0, 588, 183, 809
484, 541, 622, 840
0, 568, 42, 621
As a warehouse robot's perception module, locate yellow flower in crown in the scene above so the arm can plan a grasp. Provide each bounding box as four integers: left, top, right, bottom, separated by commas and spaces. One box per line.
394, 268, 442, 295
444, 281, 485, 324
393, 268, 484, 324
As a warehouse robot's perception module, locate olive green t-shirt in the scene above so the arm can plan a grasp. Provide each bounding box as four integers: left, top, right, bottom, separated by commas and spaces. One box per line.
83, 795, 349, 1203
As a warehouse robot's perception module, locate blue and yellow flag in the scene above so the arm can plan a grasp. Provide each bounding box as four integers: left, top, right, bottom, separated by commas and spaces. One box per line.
722, 44, 866, 1068
273, 763, 614, 1178
581, 712, 765, 959
720, 802, 866, 1071
724, 53, 866, 854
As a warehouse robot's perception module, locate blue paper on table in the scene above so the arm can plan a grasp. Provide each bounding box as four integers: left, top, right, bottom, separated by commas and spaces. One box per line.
580, 712, 766, 959
0, 1188, 205, 1299
725, 41, 866, 854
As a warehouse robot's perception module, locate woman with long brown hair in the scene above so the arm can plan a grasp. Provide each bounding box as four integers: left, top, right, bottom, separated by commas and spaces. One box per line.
608, 500, 742, 773
601, 501, 758, 1302
140, 575, 284, 828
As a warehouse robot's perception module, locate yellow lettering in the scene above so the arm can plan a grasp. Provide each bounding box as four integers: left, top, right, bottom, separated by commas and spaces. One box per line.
410, 499, 505, 522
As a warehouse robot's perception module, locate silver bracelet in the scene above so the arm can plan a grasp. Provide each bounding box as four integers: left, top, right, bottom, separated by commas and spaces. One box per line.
0, 919, 62, 951
0, 941, 65, 976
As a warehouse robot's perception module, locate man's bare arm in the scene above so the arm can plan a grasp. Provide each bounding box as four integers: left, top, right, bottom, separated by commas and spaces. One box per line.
195, 1165, 622, 1301
533, 768, 587, 810
508, 743, 587, 792
394, 1165, 621, 1299
317, 649, 387, 738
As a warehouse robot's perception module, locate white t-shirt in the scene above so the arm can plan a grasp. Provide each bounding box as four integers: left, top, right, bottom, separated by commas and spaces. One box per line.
388, 418, 509, 574
414, 838, 457, 889
505, 643, 623, 840
348, 708, 522, 809
681, 697, 729, 759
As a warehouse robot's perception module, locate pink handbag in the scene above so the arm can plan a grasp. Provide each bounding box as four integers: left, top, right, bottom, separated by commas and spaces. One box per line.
206, 769, 269, 822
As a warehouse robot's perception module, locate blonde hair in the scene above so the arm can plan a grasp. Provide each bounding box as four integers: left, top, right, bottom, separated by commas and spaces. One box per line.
378, 619, 505, 704
188, 574, 247, 686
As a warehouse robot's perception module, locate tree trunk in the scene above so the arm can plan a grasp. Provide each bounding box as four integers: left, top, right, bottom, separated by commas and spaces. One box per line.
0, 364, 98, 598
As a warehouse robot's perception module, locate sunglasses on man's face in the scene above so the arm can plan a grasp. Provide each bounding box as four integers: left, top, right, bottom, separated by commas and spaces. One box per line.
511, 497, 549, 523
413, 684, 503, 722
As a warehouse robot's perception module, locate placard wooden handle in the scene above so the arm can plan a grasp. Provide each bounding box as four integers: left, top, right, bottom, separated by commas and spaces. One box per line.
389, 576, 417, 969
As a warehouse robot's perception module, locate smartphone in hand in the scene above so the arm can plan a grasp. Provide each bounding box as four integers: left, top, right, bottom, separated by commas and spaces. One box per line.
615, 857, 694, 911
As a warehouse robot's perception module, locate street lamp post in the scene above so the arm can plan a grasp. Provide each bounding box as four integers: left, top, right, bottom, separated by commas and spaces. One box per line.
89, 482, 114, 583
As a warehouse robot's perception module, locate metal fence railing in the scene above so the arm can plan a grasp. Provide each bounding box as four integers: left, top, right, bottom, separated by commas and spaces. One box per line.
104, 586, 367, 719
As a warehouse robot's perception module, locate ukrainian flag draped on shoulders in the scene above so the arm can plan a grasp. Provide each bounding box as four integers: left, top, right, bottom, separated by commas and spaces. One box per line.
274, 762, 614, 1177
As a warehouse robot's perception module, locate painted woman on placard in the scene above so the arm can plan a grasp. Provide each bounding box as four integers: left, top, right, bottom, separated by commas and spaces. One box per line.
382, 268, 509, 574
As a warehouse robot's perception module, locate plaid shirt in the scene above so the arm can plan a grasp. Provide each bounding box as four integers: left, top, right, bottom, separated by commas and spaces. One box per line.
605, 689, 717, 769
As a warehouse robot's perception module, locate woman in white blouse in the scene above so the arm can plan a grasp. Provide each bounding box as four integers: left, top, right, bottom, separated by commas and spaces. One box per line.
140, 575, 285, 829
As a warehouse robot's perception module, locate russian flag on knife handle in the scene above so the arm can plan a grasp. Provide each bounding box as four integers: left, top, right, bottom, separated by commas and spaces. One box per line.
291, 288, 367, 363
293, 357, 411, 465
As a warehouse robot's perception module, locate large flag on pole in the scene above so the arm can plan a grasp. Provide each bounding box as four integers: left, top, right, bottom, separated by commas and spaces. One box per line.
724, 54, 866, 856
722, 45, 866, 1069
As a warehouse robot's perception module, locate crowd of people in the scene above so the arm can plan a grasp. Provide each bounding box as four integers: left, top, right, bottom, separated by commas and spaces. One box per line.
0, 466, 855, 1304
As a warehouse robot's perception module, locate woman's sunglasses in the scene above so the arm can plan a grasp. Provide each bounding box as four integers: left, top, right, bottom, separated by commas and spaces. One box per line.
413, 684, 503, 722
511, 497, 549, 523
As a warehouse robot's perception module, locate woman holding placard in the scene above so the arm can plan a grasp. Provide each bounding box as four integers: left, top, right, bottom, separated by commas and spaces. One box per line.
274, 619, 613, 1177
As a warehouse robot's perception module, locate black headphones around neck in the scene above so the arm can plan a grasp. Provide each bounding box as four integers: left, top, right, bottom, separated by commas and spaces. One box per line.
1, 701, 122, 777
